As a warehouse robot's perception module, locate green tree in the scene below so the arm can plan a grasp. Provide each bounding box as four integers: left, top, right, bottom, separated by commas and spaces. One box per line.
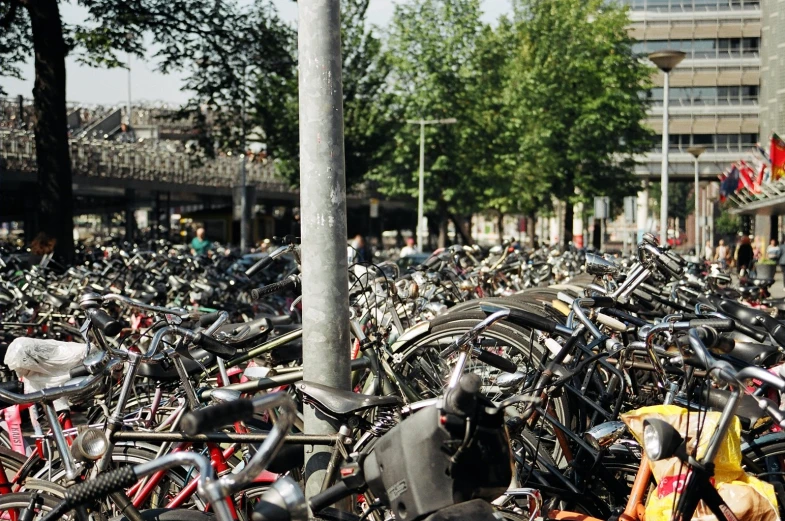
509, 0, 653, 247
372, 0, 491, 247
249, 0, 400, 191
0, 0, 290, 262
715, 207, 741, 236
649, 181, 693, 223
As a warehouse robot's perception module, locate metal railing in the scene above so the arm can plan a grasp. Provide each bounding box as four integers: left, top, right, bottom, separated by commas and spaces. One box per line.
0, 130, 289, 191
1, 98, 203, 136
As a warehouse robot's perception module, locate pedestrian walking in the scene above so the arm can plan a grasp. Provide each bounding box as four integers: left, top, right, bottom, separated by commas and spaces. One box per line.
399, 237, 417, 258
778, 242, 785, 288
702, 241, 713, 262
736, 236, 754, 276
715, 239, 730, 271
766, 239, 780, 262
348, 235, 368, 264
190, 227, 212, 256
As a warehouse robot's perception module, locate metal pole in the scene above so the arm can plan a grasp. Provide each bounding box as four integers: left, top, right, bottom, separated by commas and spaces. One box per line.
600, 218, 605, 253
660, 70, 670, 246
240, 68, 249, 252
637, 180, 649, 242
298, 0, 352, 499
125, 188, 135, 242
417, 122, 425, 251
127, 53, 132, 126
694, 157, 700, 255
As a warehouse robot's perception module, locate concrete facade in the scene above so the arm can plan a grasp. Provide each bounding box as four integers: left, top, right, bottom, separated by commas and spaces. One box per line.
759, 0, 785, 140
624, 0, 762, 180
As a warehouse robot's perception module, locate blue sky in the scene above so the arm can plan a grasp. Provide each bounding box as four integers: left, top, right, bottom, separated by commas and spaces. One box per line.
1, 0, 513, 105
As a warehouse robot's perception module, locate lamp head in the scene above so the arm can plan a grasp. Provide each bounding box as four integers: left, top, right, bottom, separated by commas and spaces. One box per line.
687, 146, 706, 159
648, 50, 687, 72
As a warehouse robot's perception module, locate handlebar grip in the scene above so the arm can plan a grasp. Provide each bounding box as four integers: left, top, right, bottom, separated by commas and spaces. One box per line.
475, 349, 517, 374
63, 467, 137, 509
88, 309, 122, 337
734, 321, 769, 343
507, 308, 557, 333
309, 481, 353, 513
198, 311, 222, 327
245, 255, 274, 276
180, 399, 255, 435
583, 296, 615, 308
251, 278, 297, 300
596, 313, 627, 332
69, 365, 91, 379
657, 254, 684, 278
445, 373, 481, 416
602, 308, 649, 328
632, 289, 654, 303
689, 318, 734, 332
192, 333, 236, 360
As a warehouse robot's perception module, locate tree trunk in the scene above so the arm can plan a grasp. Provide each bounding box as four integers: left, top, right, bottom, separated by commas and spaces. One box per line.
592, 218, 601, 250
462, 214, 473, 245
563, 201, 574, 249
25, 0, 74, 264
437, 206, 449, 249
448, 213, 472, 245
527, 213, 536, 248
497, 211, 504, 245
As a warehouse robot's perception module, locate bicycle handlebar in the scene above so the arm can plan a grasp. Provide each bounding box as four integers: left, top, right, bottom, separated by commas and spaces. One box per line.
0, 358, 122, 405
102, 293, 189, 317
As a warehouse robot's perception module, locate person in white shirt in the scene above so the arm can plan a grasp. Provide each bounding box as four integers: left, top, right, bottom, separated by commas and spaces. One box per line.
702, 241, 713, 262
399, 237, 417, 258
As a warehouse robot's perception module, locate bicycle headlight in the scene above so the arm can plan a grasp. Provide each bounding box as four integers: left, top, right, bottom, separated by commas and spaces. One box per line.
72, 428, 108, 462
584, 421, 627, 451
642, 418, 683, 462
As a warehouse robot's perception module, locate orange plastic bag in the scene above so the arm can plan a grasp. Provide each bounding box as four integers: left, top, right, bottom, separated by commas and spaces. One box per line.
621, 405, 778, 521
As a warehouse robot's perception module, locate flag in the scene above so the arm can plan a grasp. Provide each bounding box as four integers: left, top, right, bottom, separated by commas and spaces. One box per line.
756, 144, 771, 163
720, 166, 739, 200
739, 161, 763, 194
772, 134, 785, 181
718, 171, 728, 202
739, 161, 758, 192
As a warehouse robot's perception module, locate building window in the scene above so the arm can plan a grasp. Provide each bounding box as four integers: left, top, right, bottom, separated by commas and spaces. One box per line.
636, 38, 759, 59
650, 133, 760, 152
646, 86, 759, 106
627, 0, 760, 11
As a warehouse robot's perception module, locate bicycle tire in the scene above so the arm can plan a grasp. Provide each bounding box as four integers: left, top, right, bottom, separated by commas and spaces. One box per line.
394, 310, 572, 467
0, 491, 68, 519
742, 434, 785, 518
112, 508, 215, 520
0, 444, 31, 479
28, 444, 203, 511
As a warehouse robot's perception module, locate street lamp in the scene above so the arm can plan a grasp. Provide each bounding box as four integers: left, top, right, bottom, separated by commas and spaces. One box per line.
687, 145, 706, 256
406, 118, 457, 251
649, 50, 686, 246
239, 66, 251, 252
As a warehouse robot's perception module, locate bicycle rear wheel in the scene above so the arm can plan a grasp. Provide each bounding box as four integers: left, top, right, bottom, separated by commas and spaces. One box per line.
393, 310, 572, 467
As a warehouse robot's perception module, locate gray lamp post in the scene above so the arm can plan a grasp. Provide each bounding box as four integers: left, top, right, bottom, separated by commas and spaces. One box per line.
687, 145, 706, 256
406, 118, 457, 251
649, 50, 686, 246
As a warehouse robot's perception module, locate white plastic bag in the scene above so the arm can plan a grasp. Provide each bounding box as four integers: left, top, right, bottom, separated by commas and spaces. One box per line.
4, 338, 87, 411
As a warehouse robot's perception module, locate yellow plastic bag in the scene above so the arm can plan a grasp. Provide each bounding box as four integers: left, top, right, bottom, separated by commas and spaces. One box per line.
621, 405, 779, 521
